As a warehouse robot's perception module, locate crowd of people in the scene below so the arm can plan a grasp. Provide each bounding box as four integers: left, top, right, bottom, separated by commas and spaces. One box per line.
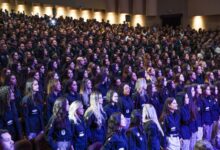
0, 8, 220, 150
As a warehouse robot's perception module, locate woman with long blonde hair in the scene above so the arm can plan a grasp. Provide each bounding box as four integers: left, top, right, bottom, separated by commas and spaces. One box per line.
84, 91, 107, 146
143, 104, 164, 150
69, 100, 88, 150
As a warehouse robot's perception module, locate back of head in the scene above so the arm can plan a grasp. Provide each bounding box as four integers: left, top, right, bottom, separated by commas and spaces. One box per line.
194, 140, 214, 150
15, 139, 32, 150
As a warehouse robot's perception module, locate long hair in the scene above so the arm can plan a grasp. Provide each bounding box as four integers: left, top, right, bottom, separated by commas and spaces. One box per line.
47, 79, 60, 94
24, 79, 42, 105
159, 97, 176, 122
142, 104, 164, 136
107, 112, 122, 138
185, 85, 197, 121
0, 86, 10, 117
85, 91, 106, 127
52, 97, 69, 128
135, 78, 147, 93
69, 100, 83, 125
79, 79, 92, 107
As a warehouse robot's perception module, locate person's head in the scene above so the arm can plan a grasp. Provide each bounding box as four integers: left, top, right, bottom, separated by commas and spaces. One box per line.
204, 85, 211, 96
0, 129, 14, 150
196, 84, 203, 95
194, 140, 214, 150
53, 97, 69, 118
183, 93, 190, 105
9, 75, 17, 87
69, 100, 84, 124
106, 90, 118, 103
47, 79, 61, 94
80, 79, 92, 93
130, 109, 142, 127
25, 79, 39, 95
163, 97, 178, 113
107, 112, 126, 136
66, 80, 78, 93
90, 91, 103, 107
123, 84, 131, 96
135, 78, 147, 94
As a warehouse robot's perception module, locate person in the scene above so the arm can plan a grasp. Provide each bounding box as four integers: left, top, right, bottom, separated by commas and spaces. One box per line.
0, 86, 22, 141
46, 97, 73, 150
101, 112, 128, 150
84, 91, 107, 145
132, 78, 148, 109
160, 97, 181, 150
64, 79, 82, 104
46, 79, 62, 123
202, 85, 214, 141
0, 129, 14, 150
104, 90, 120, 119
21, 79, 44, 140
69, 100, 88, 150
126, 110, 147, 150
118, 84, 134, 130
179, 93, 192, 150
143, 104, 164, 150
79, 79, 93, 109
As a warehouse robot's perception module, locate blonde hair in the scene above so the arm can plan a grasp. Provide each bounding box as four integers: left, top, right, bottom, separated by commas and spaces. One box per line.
135, 78, 147, 91
47, 79, 59, 94
142, 104, 164, 136
85, 91, 106, 127
69, 100, 83, 125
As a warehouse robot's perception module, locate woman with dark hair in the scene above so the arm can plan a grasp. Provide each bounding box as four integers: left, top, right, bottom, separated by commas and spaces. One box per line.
167, 80, 177, 98
46, 79, 62, 122
104, 90, 120, 119
21, 79, 44, 140
121, 65, 132, 83
175, 73, 185, 93
179, 93, 192, 150
126, 110, 147, 150
157, 76, 169, 106
65, 79, 82, 105
69, 100, 88, 150
84, 91, 107, 145
143, 104, 164, 150
46, 97, 73, 150
102, 112, 128, 150
160, 97, 181, 150
194, 84, 204, 141
147, 83, 162, 117
185, 85, 198, 150
0, 86, 22, 141
95, 72, 110, 100
202, 85, 214, 141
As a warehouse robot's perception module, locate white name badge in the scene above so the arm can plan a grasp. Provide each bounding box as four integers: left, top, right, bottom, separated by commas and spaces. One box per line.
126, 109, 129, 114
171, 127, 176, 131
205, 107, 210, 111
79, 132, 84, 137
61, 129, 66, 135
7, 120, 13, 125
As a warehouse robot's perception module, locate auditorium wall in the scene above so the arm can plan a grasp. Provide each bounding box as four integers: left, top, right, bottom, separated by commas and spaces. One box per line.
1, 0, 220, 30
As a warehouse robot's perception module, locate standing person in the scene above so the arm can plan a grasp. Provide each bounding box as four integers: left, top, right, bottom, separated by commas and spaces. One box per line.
194, 84, 204, 141
202, 85, 214, 141
118, 84, 134, 130
102, 112, 128, 150
84, 91, 107, 146
69, 100, 88, 150
65, 79, 82, 105
132, 78, 148, 109
186, 85, 198, 150
46, 97, 73, 150
104, 90, 120, 119
179, 93, 192, 150
0, 86, 22, 141
160, 97, 181, 150
46, 79, 62, 123
79, 79, 93, 109
142, 104, 164, 150
21, 79, 44, 140
126, 110, 147, 150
